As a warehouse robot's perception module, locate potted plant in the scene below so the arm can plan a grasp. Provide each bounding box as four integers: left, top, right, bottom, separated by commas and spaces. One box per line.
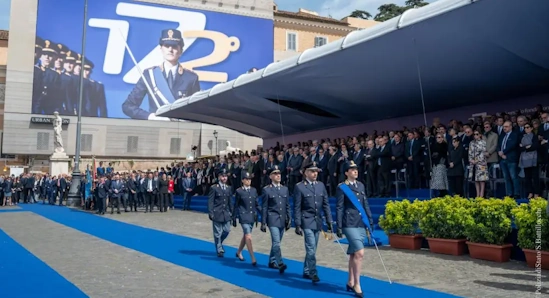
464, 197, 517, 262
512, 198, 549, 269
379, 199, 424, 250
420, 196, 471, 256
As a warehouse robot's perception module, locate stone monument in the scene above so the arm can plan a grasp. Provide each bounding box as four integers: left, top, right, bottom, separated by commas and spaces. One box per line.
49, 112, 70, 177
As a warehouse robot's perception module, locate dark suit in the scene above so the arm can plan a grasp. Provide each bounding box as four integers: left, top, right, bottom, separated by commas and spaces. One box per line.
391, 142, 405, 170
405, 138, 423, 188
498, 131, 520, 197
447, 145, 465, 196
143, 178, 158, 212
109, 179, 124, 213
376, 145, 392, 197
182, 177, 196, 210
122, 64, 200, 120
126, 178, 138, 211
327, 153, 338, 195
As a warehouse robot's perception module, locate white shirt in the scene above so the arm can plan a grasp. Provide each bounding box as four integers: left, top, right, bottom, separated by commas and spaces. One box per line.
148, 179, 152, 191
163, 62, 178, 78
306, 179, 315, 185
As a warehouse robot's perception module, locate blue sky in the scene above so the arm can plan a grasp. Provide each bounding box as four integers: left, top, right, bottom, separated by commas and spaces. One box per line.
0, 0, 10, 30
0, 0, 432, 30
276, 0, 432, 19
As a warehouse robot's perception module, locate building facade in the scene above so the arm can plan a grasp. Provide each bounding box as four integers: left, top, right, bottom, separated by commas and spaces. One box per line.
273, 5, 378, 61
2, 0, 271, 171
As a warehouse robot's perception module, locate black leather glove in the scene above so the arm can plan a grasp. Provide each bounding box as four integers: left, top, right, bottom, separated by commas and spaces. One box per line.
336, 228, 343, 239
285, 218, 291, 231
208, 213, 213, 221
295, 226, 303, 236
232, 218, 237, 227
260, 224, 267, 233
326, 222, 333, 233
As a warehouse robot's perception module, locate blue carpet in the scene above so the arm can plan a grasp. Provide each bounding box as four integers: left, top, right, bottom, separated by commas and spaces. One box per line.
21, 204, 458, 298
0, 229, 87, 298
0, 209, 27, 213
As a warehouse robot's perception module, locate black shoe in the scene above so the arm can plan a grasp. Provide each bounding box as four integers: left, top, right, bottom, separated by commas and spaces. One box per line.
278, 263, 287, 274
311, 275, 320, 283
236, 253, 245, 261
252, 261, 257, 267
303, 274, 311, 280
346, 284, 353, 292
268, 263, 279, 269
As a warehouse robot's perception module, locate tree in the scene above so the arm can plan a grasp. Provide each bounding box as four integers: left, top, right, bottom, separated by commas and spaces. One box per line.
374, 4, 404, 22
349, 9, 372, 20
405, 0, 429, 8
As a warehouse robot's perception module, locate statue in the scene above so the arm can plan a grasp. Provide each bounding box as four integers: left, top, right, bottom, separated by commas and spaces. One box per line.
53, 111, 64, 153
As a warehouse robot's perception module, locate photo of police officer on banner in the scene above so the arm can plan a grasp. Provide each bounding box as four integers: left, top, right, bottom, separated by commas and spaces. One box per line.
122, 29, 201, 121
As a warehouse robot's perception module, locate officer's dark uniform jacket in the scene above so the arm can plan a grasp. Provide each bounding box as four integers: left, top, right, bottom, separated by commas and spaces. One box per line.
293, 180, 332, 230
208, 184, 233, 223
261, 184, 291, 228
336, 180, 374, 229
233, 186, 260, 224
97, 182, 108, 199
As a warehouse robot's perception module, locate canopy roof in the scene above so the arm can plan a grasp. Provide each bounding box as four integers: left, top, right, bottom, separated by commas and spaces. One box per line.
158, 0, 549, 138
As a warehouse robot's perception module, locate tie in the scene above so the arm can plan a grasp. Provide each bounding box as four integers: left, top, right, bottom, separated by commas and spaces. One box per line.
499, 126, 502, 134
520, 127, 524, 133
502, 133, 509, 150
545, 123, 548, 131
168, 71, 174, 90
409, 140, 413, 155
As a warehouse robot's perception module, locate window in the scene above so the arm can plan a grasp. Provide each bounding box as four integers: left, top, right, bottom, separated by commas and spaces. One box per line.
314, 37, 327, 47
287, 32, 297, 51
36, 132, 49, 150
81, 134, 93, 152
170, 137, 181, 155
127, 136, 138, 153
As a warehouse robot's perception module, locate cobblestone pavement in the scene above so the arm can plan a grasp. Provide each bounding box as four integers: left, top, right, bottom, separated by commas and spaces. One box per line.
0, 212, 264, 298
102, 208, 548, 298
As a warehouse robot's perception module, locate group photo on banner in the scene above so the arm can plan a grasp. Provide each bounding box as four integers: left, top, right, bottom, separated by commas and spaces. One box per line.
31, 0, 273, 120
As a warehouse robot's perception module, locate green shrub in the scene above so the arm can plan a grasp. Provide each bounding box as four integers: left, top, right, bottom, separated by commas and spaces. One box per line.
512, 198, 549, 251
379, 199, 424, 235
464, 197, 516, 245
419, 196, 472, 239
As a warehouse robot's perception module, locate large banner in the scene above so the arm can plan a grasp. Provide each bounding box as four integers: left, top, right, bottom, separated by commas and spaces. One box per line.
33, 0, 273, 120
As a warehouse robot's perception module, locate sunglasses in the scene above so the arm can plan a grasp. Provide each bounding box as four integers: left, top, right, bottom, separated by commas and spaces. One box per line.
525, 126, 531, 129
474, 133, 480, 136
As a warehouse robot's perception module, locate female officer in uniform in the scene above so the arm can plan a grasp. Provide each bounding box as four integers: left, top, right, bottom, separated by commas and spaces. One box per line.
232, 172, 260, 266
335, 161, 374, 298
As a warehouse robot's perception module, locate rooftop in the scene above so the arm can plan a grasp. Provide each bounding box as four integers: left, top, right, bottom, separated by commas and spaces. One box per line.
274, 9, 349, 26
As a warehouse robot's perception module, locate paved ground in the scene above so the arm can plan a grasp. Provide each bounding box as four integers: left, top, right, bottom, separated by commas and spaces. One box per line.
1, 205, 547, 298
104, 208, 547, 298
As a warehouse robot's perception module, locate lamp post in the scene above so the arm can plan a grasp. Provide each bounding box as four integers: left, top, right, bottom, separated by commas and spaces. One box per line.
67, 0, 89, 207
213, 130, 218, 155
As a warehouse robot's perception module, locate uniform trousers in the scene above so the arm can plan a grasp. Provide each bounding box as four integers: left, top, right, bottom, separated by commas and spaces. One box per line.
212, 221, 231, 253
268, 226, 285, 265
160, 193, 169, 212
303, 229, 320, 276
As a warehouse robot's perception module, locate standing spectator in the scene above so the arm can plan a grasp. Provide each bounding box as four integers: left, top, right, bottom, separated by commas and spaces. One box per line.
498, 121, 521, 199
447, 137, 465, 196
519, 123, 540, 198
469, 128, 489, 198
430, 134, 449, 196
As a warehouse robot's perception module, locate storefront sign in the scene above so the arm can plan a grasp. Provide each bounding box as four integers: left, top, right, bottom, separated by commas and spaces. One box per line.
30, 117, 70, 125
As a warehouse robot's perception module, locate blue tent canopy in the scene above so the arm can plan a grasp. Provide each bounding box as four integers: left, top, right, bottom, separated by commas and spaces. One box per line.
157, 0, 549, 138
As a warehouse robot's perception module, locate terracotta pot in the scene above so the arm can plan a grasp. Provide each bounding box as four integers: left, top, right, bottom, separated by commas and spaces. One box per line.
466, 242, 513, 262
389, 234, 423, 250
522, 249, 549, 270
426, 238, 467, 256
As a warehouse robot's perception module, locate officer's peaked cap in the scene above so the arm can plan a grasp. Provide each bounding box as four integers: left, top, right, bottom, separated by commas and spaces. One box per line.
159, 29, 184, 47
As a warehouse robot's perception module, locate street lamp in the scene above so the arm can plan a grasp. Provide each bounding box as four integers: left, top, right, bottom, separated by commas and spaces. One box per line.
213, 130, 218, 155
67, 0, 89, 207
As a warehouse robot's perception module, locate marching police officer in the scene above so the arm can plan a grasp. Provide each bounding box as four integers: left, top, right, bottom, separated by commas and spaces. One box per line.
122, 28, 200, 120
208, 169, 233, 257
232, 172, 260, 266
260, 165, 291, 274
336, 160, 374, 297
293, 161, 333, 283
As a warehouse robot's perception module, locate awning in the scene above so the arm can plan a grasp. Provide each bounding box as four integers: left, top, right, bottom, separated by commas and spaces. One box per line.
158, 0, 549, 139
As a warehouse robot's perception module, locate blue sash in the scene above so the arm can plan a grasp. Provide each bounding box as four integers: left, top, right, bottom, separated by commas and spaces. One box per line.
151, 67, 176, 104
338, 183, 372, 232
